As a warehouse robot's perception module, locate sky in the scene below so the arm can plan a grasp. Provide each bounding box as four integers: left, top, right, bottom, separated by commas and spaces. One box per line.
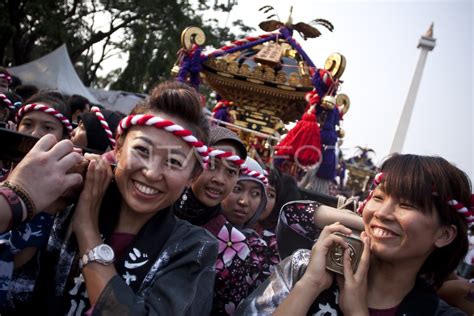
198, 0, 473, 181
97, 0, 473, 182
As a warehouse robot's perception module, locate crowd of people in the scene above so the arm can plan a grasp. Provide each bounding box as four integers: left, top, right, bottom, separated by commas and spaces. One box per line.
0, 66, 473, 315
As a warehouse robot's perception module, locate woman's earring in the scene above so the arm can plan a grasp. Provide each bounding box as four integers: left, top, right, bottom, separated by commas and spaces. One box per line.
179, 187, 189, 209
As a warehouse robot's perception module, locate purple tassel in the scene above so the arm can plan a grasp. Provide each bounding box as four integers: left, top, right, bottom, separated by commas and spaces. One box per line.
177, 46, 203, 90
316, 107, 339, 180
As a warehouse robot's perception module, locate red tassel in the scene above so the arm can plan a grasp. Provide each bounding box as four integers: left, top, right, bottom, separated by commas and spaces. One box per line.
275, 108, 321, 166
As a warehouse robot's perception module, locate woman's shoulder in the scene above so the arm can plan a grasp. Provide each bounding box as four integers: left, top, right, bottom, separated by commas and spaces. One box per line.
172, 216, 218, 244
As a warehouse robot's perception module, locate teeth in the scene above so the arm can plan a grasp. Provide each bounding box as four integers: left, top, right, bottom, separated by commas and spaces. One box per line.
373, 227, 396, 238
134, 181, 158, 195
207, 188, 221, 195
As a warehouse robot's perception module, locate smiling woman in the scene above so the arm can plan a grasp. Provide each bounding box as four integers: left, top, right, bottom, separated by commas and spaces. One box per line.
4, 81, 219, 315
236, 154, 471, 316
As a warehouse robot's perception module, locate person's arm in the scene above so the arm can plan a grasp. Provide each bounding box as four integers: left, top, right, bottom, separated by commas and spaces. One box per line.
273, 223, 352, 316
72, 155, 114, 305
0, 134, 83, 233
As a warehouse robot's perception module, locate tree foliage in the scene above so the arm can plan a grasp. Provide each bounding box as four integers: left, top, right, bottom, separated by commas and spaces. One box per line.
0, 0, 253, 93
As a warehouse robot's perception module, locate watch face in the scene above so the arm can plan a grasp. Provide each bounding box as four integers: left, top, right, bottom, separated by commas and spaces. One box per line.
98, 244, 115, 261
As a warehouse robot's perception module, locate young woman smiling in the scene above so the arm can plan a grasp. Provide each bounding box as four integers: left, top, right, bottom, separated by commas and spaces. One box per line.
4, 81, 219, 315
237, 154, 470, 316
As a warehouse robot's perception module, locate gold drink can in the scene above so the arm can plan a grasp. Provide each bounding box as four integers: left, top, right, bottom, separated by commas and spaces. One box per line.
326, 233, 364, 275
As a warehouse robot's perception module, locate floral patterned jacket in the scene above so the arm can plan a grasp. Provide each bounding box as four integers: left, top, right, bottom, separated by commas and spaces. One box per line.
176, 189, 267, 315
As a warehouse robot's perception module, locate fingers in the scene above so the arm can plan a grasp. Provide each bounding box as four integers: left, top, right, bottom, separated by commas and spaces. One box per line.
319, 222, 352, 240
48, 139, 76, 161
30, 134, 57, 153
356, 231, 371, 277
62, 173, 83, 192
56, 151, 85, 172
342, 248, 354, 281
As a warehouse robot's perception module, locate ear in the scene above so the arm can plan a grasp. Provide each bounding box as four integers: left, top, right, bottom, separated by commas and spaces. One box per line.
434, 224, 457, 248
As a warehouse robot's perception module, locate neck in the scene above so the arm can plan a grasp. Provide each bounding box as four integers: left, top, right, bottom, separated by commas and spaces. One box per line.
116, 201, 157, 234
366, 256, 424, 309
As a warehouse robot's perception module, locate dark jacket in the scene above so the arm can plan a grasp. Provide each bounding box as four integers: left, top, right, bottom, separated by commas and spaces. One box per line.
5, 204, 218, 316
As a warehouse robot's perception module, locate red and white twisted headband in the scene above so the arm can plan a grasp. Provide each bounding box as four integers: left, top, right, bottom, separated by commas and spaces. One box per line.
0, 94, 14, 111
16, 103, 73, 136
240, 167, 268, 186
447, 199, 474, 223
91, 106, 116, 149
117, 114, 209, 164
357, 172, 383, 214
0, 73, 12, 84
207, 148, 246, 169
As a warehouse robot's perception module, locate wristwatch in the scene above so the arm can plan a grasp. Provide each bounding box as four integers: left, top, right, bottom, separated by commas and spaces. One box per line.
79, 244, 115, 268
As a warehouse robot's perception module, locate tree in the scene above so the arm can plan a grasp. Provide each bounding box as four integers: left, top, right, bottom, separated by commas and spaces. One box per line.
0, 0, 253, 92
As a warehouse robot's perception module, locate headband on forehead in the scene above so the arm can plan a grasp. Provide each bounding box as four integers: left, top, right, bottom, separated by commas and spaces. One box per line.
0, 94, 14, 111
116, 114, 209, 164
358, 172, 474, 224
16, 103, 73, 135
207, 148, 246, 169
240, 167, 268, 185
91, 106, 116, 149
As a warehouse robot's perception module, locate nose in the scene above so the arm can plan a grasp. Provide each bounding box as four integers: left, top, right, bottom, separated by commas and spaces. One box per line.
31, 127, 45, 138
211, 168, 226, 185
237, 194, 249, 207
142, 157, 165, 181
373, 197, 396, 220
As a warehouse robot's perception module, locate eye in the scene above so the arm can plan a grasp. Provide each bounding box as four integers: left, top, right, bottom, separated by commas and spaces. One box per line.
166, 157, 183, 168
227, 168, 238, 177
251, 190, 261, 198
20, 121, 31, 128
44, 125, 55, 131
134, 145, 149, 155
268, 192, 276, 199
372, 194, 383, 202
399, 201, 416, 209
232, 185, 242, 193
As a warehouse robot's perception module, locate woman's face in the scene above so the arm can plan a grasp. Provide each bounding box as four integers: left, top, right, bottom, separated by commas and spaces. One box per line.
260, 184, 276, 221
115, 113, 197, 216
362, 187, 450, 263
221, 180, 262, 226
18, 111, 64, 140
191, 144, 240, 207
71, 121, 88, 148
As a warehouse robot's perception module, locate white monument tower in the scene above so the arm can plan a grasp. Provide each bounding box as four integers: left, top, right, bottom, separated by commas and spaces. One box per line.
389, 23, 436, 154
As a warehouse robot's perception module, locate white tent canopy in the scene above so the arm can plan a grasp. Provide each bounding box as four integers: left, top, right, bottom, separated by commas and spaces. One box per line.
8, 44, 99, 104
88, 88, 145, 114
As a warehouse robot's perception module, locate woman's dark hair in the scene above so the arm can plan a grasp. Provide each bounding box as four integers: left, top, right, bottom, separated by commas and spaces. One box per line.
68, 94, 90, 113
119, 81, 209, 171
22, 91, 72, 139
260, 169, 301, 230
379, 154, 471, 287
